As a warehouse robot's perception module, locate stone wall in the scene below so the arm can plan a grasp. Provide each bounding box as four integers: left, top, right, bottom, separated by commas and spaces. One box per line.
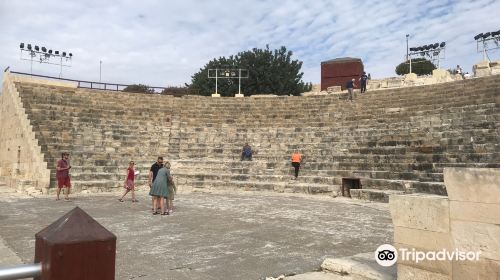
0, 71, 51, 193
390, 168, 500, 279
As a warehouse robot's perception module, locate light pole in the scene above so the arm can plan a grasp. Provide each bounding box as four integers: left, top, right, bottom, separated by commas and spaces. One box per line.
406, 34, 412, 74
99, 60, 102, 83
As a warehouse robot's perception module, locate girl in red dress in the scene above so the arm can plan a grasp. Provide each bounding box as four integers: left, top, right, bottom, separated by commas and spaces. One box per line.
119, 161, 138, 202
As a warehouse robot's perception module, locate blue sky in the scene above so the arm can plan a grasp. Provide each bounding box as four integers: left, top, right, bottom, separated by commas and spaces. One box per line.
0, 0, 499, 87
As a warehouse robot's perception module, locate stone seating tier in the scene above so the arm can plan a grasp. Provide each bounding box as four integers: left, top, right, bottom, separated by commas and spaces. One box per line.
5, 74, 499, 202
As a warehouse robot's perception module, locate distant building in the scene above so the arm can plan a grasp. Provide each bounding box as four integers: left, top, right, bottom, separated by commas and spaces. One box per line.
321, 57, 364, 91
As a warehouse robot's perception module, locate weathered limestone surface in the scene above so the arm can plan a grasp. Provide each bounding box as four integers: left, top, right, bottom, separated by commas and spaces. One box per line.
0, 71, 50, 192
397, 265, 450, 280
444, 168, 500, 204
389, 194, 449, 232
473, 60, 491, 77
390, 168, 500, 280
491, 61, 500, 75
0, 72, 499, 204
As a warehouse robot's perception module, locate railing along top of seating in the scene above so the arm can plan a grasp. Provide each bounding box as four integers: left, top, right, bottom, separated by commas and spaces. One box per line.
6, 69, 197, 96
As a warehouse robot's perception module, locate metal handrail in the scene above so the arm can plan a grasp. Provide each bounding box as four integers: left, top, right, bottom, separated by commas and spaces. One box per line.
0, 263, 42, 280
7, 70, 198, 95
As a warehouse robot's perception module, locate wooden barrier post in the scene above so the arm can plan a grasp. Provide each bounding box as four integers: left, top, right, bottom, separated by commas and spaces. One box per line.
34, 207, 116, 280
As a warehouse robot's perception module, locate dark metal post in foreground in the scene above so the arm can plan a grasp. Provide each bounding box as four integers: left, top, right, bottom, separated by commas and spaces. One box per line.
34, 206, 116, 280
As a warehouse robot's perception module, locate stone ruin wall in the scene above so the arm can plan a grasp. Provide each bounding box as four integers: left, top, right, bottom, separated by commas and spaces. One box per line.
390, 168, 500, 279
0, 73, 53, 192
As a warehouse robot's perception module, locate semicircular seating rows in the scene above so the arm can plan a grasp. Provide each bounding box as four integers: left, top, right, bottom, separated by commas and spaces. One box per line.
8, 74, 500, 202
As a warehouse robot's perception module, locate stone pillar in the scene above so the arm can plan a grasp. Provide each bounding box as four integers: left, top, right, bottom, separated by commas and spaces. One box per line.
389, 168, 500, 280
490, 61, 500, 75
34, 207, 116, 280
390, 194, 452, 279
444, 168, 500, 280
473, 61, 491, 77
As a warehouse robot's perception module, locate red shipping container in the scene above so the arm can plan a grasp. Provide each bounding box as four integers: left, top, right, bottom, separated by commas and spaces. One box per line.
321, 57, 364, 91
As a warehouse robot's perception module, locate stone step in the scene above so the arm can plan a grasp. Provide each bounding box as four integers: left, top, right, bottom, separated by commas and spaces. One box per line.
321, 252, 397, 280
185, 179, 338, 195
349, 188, 406, 203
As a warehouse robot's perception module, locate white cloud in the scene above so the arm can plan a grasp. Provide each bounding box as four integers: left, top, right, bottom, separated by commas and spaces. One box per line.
0, 0, 499, 87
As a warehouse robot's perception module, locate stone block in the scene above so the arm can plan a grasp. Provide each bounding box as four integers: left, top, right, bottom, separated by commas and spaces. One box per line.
321, 257, 355, 274
475, 60, 490, 69
394, 227, 452, 251
432, 69, 453, 83
491, 61, 500, 75
404, 73, 418, 82
423, 77, 438, 85
444, 168, 500, 204
449, 201, 500, 224
474, 61, 491, 77
397, 264, 450, 280
395, 243, 452, 275
452, 258, 500, 280
389, 194, 449, 232
450, 220, 500, 261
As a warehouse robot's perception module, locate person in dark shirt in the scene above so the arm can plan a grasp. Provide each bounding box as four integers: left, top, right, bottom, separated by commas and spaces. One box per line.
149, 156, 164, 210
241, 143, 253, 161
360, 72, 368, 93
346, 78, 355, 102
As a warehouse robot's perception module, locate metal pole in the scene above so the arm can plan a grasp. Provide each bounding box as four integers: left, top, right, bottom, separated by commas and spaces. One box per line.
0, 263, 42, 280
215, 68, 218, 95
99, 60, 102, 82
406, 34, 412, 74
238, 69, 241, 95
483, 40, 487, 61
59, 56, 63, 78
406, 34, 409, 61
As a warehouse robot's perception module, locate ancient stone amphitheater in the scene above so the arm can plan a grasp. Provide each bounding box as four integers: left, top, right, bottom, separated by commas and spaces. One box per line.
1, 70, 500, 279
0, 71, 499, 201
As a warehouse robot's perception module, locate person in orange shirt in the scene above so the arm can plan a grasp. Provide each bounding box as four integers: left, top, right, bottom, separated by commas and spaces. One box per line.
291, 150, 302, 180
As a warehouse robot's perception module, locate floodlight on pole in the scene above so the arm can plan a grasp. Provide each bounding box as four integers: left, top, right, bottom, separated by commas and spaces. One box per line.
19, 43, 73, 77
408, 40, 447, 68
474, 29, 500, 62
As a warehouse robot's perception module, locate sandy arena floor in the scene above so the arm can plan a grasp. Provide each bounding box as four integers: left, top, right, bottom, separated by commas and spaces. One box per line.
0, 187, 393, 280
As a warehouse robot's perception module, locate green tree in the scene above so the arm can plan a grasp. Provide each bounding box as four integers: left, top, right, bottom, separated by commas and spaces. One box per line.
188, 46, 312, 96
160, 86, 192, 96
123, 84, 154, 93
395, 58, 436, 76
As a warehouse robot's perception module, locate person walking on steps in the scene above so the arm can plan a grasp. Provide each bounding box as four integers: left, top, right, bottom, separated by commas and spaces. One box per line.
360, 72, 368, 93
291, 150, 303, 180
346, 78, 356, 101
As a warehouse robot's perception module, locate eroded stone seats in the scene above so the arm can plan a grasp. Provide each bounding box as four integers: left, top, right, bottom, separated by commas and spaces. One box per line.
5, 74, 499, 201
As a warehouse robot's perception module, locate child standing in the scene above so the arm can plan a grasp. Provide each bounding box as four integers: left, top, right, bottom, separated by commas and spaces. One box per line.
119, 161, 138, 202
164, 161, 176, 214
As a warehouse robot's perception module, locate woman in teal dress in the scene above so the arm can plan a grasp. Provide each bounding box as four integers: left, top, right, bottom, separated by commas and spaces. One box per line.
149, 165, 171, 215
